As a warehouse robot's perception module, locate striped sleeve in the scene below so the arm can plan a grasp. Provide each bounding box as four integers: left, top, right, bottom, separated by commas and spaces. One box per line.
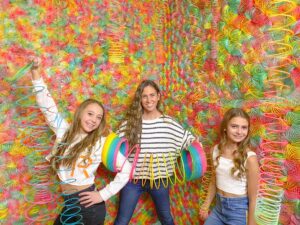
116, 121, 127, 138
163, 116, 195, 150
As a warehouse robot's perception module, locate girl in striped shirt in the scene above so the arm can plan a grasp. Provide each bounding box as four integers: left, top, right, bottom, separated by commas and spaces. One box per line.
114, 80, 197, 225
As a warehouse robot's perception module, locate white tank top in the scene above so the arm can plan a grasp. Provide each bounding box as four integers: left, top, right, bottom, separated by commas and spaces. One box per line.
213, 145, 257, 195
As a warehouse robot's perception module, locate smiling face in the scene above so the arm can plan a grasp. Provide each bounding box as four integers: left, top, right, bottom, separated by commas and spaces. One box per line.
141, 85, 160, 115
226, 116, 249, 144
79, 103, 103, 134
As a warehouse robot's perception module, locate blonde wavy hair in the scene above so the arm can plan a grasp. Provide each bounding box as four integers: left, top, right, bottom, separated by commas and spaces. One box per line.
120, 80, 162, 149
215, 108, 251, 179
50, 99, 106, 173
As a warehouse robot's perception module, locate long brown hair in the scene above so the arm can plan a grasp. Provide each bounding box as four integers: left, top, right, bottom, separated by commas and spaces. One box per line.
121, 80, 162, 148
216, 108, 251, 178
50, 99, 106, 172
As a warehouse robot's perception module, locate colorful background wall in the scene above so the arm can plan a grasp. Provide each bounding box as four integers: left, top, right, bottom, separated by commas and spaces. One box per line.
0, 0, 299, 224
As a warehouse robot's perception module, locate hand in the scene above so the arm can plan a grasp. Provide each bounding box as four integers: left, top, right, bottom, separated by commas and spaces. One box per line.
29, 56, 41, 80
78, 191, 103, 208
29, 56, 41, 70
199, 208, 209, 220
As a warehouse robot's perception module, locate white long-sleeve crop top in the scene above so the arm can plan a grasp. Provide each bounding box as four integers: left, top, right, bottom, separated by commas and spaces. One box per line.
213, 145, 256, 195
32, 78, 131, 201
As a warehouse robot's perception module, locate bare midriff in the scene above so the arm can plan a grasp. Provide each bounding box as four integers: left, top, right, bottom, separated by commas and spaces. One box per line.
217, 188, 247, 197
60, 183, 94, 194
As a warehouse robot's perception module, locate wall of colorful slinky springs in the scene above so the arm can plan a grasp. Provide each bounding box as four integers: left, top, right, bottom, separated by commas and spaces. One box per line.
0, 0, 299, 224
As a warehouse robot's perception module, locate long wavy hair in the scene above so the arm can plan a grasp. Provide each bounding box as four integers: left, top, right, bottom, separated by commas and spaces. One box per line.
121, 80, 162, 148
216, 108, 251, 179
50, 99, 106, 173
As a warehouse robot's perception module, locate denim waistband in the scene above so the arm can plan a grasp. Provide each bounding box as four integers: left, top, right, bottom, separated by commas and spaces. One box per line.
215, 192, 249, 215
216, 193, 248, 203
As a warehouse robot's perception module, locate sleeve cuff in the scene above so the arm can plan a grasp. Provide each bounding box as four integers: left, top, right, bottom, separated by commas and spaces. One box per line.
32, 77, 44, 85
32, 78, 46, 92
45, 154, 51, 162
99, 188, 111, 202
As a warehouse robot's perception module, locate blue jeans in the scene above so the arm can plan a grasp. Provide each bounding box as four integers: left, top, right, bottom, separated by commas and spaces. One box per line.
54, 184, 106, 225
204, 193, 249, 225
114, 179, 175, 225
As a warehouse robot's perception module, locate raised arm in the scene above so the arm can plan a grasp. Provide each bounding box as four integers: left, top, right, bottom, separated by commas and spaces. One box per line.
30, 58, 69, 137
30, 57, 41, 80
246, 154, 259, 225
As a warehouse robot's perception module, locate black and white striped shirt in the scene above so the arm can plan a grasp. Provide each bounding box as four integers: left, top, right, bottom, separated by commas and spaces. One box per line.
118, 115, 195, 179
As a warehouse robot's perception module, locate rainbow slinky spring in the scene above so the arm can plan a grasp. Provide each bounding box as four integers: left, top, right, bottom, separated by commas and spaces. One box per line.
0, 0, 299, 224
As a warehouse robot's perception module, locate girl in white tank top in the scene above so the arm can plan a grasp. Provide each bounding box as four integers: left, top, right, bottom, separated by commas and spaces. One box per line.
199, 108, 259, 225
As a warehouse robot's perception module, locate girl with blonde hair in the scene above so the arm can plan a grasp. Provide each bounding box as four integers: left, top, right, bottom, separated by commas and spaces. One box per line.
29, 58, 131, 225
199, 108, 259, 225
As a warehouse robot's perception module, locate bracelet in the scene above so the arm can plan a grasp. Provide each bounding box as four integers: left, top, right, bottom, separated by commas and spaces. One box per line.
29, 61, 38, 70
199, 208, 209, 213
201, 203, 210, 211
